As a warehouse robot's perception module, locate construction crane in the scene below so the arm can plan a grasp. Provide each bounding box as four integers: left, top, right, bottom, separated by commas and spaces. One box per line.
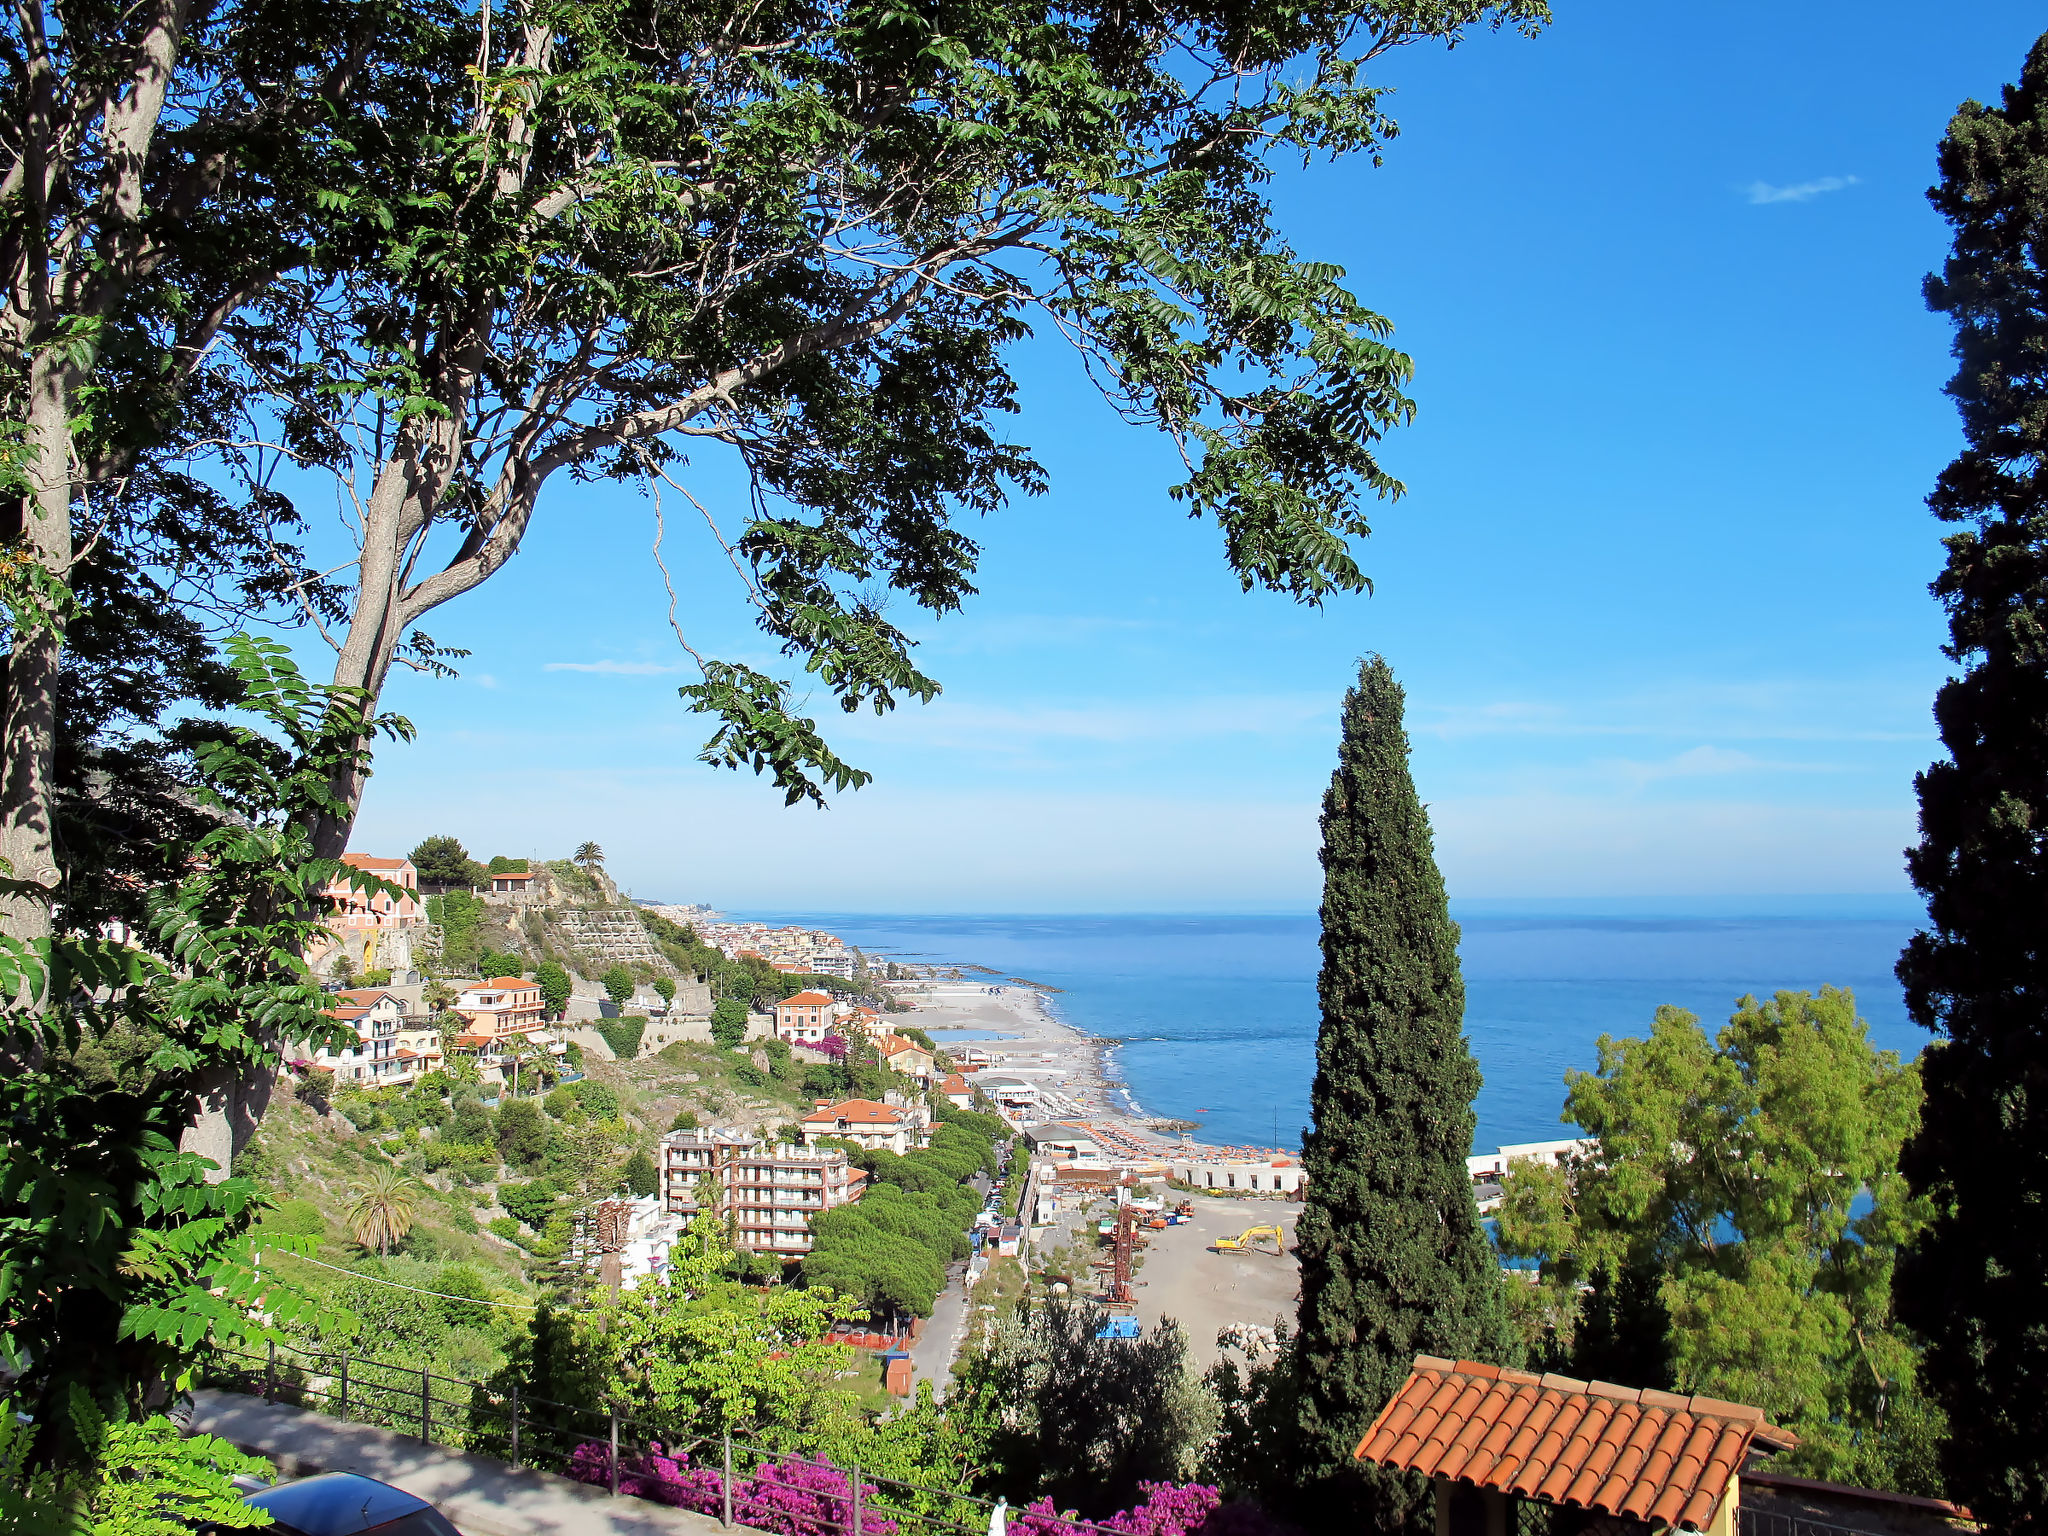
1212, 1224, 1287, 1256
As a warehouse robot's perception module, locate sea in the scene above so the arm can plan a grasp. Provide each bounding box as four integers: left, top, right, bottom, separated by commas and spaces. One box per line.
742, 901, 1931, 1155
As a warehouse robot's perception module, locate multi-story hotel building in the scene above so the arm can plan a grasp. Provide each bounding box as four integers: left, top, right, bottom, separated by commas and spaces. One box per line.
659, 1128, 866, 1256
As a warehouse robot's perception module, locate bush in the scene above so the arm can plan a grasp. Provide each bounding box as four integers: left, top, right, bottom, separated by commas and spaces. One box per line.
622, 1150, 659, 1197
436, 1264, 496, 1328
734, 1061, 767, 1089
266, 1199, 327, 1237
574, 1080, 622, 1121
496, 1099, 551, 1168
594, 1017, 647, 1060
297, 1068, 335, 1115
602, 964, 636, 1007
478, 948, 525, 979
535, 959, 573, 1018
710, 996, 749, 1050
447, 1097, 495, 1146
670, 1108, 699, 1131
500, 1179, 561, 1231
544, 1085, 578, 1119
487, 1215, 524, 1243
421, 1141, 502, 1180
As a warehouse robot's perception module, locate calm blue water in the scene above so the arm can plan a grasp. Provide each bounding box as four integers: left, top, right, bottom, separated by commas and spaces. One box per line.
743, 907, 1928, 1153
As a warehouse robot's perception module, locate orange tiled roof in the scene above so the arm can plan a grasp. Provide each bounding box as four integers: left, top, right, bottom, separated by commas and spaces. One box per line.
801, 1098, 902, 1126
780, 991, 834, 1007
342, 853, 411, 870
335, 988, 399, 1006
1354, 1357, 1795, 1533
492, 870, 534, 881
475, 976, 536, 991
878, 1035, 924, 1055
941, 1074, 971, 1093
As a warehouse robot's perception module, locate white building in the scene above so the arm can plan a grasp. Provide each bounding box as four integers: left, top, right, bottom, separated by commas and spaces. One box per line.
1165, 1153, 1307, 1195
660, 1128, 866, 1256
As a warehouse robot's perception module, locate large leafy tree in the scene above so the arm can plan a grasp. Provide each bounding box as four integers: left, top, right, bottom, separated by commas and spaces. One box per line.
0, 0, 434, 940
1495, 990, 1940, 1495
1292, 656, 1513, 1524
1896, 29, 2048, 1530
0, 637, 409, 1467
195, 0, 1546, 856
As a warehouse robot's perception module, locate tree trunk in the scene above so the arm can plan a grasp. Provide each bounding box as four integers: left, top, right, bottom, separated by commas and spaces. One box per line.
0, 351, 78, 941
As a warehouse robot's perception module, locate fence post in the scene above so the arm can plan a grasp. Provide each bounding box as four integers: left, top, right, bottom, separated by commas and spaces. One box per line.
264, 1340, 276, 1404
508, 1384, 520, 1470
608, 1407, 620, 1497
338, 1354, 349, 1420
421, 1368, 432, 1445
722, 1433, 733, 1528
850, 1460, 862, 1536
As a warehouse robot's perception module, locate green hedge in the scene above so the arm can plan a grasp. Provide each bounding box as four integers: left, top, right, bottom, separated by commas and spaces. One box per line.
593, 1015, 647, 1060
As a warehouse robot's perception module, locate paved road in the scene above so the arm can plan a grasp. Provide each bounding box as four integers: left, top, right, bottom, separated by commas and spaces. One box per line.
909, 1266, 973, 1399
191, 1391, 753, 1536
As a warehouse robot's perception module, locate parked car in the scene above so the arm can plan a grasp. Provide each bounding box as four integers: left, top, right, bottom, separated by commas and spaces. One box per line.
234, 1473, 463, 1536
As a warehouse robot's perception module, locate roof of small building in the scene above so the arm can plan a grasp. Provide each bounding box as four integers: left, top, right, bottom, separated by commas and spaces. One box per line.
780, 990, 835, 1007
492, 870, 534, 882
802, 1098, 903, 1127
341, 853, 410, 871
335, 988, 401, 1006
878, 1035, 926, 1056
466, 976, 535, 992
1353, 1356, 1795, 1534
941, 1074, 971, 1093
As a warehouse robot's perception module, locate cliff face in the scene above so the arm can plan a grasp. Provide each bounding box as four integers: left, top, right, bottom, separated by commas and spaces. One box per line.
460, 862, 714, 1005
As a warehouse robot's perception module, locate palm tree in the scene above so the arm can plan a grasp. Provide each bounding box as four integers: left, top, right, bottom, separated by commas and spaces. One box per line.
345, 1165, 424, 1257
572, 840, 604, 872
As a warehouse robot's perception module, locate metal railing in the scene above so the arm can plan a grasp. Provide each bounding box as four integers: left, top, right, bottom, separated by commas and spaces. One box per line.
203, 1340, 1119, 1536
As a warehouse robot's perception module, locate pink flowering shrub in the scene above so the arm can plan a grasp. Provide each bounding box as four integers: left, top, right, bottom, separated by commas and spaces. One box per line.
567, 1442, 897, 1536
567, 1447, 1278, 1536
1012, 1482, 1222, 1536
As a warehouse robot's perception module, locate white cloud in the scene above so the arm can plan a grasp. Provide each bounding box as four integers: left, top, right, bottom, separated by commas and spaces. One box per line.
1745, 175, 1859, 206
1410, 678, 1930, 746
543, 658, 685, 676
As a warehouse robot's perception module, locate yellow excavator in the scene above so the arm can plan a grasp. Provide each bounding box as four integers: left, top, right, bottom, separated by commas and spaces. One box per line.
1213, 1224, 1287, 1256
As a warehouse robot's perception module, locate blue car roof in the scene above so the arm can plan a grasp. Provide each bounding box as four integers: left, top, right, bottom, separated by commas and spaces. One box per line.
244, 1473, 430, 1536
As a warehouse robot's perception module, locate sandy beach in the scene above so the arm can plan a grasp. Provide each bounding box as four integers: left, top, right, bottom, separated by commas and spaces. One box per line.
895, 980, 1159, 1135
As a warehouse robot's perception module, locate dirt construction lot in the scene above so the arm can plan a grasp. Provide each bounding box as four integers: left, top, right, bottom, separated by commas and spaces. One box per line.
1130, 1192, 1302, 1370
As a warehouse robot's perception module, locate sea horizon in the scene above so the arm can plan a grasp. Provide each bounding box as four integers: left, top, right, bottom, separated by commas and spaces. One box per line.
728, 904, 1930, 1154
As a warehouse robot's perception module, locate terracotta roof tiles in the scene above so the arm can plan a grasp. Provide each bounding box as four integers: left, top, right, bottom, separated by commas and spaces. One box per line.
780, 991, 835, 1007
341, 853, 410, 870
801, 1098, 903, 1126
1354, 1357, 1794, 1533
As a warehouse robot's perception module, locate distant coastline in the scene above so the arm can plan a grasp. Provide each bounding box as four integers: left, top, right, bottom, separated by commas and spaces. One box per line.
726, 907, 1925, 1153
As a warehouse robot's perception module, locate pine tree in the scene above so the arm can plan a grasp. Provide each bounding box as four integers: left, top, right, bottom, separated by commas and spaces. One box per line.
1294, 656, 1515, 1520
1896, 32, 2048, 1527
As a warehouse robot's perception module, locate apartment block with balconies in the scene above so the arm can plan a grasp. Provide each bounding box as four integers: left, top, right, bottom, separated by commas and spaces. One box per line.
659, 1127, 867, 1255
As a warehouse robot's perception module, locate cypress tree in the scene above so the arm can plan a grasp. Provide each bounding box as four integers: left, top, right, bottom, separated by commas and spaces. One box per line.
1294, 656, 1515, 1518
1897, 32, 2048, 1527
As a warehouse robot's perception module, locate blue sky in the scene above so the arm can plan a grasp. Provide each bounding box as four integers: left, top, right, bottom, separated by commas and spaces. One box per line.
341, 0, 2043, 913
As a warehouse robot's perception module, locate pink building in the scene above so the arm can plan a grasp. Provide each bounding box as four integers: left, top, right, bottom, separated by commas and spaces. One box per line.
323, 853, 426, 930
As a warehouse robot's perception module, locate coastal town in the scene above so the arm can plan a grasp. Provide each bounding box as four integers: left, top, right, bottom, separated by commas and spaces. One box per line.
13, 9, 2043, 1536
303, 845, 1324, 1304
